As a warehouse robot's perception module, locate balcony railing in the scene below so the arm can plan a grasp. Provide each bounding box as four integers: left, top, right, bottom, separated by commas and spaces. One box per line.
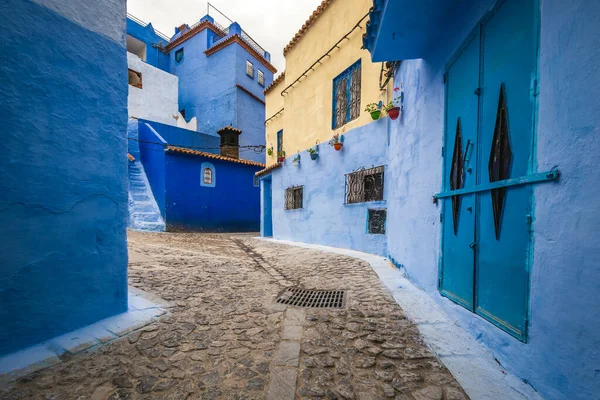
127, 13, 170, 42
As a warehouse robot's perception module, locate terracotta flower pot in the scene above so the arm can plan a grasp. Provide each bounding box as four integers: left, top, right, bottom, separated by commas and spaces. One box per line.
370, 110, 381, 120
333, 143, 343, 151
278, 157, 285, 162
387, 106, 401, 120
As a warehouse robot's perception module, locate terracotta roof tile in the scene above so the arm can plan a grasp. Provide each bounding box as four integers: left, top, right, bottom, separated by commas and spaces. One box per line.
165, 20, 226, 51
264, 71, 285, 95
255, 162, 283, 177
165, 146, 265, 168
217, 125, 242, 134
283, 0, 335, 56
205, 35, 277, 73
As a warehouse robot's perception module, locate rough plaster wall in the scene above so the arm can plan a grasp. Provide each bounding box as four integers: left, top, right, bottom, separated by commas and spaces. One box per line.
0, 0, 128, 356
236, 89, 266, 163
384, 1, 600, 399
271, 119, 388, 255
127, 52, 180, 126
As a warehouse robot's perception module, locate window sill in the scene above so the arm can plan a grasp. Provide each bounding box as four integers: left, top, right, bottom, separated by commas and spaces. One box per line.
344, 200, 386, 207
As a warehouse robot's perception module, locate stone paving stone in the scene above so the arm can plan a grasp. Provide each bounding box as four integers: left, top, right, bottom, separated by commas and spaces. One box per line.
0, 232, 468, 400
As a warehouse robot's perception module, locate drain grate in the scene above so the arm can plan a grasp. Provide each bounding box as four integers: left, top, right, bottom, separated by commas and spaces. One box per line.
276, 288, 346, 308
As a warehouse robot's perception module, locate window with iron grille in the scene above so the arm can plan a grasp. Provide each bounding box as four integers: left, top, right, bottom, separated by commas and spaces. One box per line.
333, 60, 362, 129
345, 166, 385, 204
368, 209, 387, 234
258, 70, 265, 86
285, 186, 303, 210
246, 60, 254, 78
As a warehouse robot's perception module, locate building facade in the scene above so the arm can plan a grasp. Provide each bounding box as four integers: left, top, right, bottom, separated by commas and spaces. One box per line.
259, 0, 393, 251
260, 0, 600, 398
0, 0, 128, 356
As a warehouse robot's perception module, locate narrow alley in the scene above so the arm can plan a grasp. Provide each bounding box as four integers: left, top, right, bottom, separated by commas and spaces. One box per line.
2, 232, 466, 400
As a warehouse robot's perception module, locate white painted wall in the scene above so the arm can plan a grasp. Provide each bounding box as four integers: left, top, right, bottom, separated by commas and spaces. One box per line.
128, 52, 196, 128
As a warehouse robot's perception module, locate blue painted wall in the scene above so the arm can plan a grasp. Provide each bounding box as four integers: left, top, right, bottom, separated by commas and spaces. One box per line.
0, 0, 128, 356
126, 17, 170, 72
269, 119, 389, 256
139, 119, 220, 152
164, 153, 262, 232
138, 123, 167, 218
371, 0, 600, 399
168, 20, 273, 164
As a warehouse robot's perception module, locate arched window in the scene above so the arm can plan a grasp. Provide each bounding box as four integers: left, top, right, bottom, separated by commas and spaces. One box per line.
200, 162, 216, 187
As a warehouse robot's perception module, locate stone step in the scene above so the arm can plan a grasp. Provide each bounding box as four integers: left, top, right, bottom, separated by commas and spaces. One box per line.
135, 221, 165, 232
131, 194, 150, 202
132, 212, 163, 223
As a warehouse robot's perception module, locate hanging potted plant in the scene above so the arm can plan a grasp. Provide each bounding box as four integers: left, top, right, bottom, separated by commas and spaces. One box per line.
277, 150, 286, 163
384, 86, 404, 121
329, 134, 343, 151
308, 147, 318, 160
292, 152, 301, 167
365, 102, 383, 120
267, 146, 274, 156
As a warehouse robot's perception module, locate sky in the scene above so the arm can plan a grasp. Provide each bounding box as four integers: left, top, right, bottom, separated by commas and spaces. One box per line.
127, 0, 325, 74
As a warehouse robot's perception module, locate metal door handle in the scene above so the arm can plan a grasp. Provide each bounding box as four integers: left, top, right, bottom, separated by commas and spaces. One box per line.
464, 140, 473, 164
469, 241, 478, 249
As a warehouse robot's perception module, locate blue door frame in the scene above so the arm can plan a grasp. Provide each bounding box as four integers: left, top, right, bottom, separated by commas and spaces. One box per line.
440, 0, 541, 342
261, 176, 273, 237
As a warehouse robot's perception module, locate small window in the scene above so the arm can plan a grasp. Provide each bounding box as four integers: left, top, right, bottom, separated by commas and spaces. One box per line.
368, 209, 387, 234
175, 48, 184, 63
277, 130, 283, 155
333, 60, 362, 129
246, 60, 254, 78
345, 166, 384, 204
285, 186, 303, 210
200, 162, 216, 187
258, 70, 265, 86
203, 168, 213, 185
128, 69, 142, 89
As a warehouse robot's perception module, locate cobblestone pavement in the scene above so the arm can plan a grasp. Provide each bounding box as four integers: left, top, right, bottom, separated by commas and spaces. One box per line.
2, 232, 468, 400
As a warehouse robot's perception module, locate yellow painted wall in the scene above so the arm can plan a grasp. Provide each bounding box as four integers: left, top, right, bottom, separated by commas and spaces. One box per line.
264, 0, 390, 166
265, 80, 285, 165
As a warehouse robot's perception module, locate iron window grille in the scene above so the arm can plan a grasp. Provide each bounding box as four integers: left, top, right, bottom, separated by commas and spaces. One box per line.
258, 70, 265, 86
285, 186, 303, 210
345, 166, 385, 204
333, 59, 362, 129
246, 60, 254, 78
368, 209, 387, 234
203, 168, 213, 185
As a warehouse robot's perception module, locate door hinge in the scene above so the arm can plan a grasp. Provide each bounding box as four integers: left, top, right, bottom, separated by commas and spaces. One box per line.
440, 212, 443, 223
438, 276, 442, 288
526, 214, 533, 225
531, 78, 539, 97
474, 87, 481, 96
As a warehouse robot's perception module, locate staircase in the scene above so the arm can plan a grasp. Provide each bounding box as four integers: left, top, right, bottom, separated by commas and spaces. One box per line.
128, 161, 166, 232
127, 119, 165, 232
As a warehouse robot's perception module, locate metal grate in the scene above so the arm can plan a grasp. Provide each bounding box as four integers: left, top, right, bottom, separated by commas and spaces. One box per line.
276, 288, 346, 308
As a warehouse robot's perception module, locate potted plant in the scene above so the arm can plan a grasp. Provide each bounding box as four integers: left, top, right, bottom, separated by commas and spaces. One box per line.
267, 146, 273, 156
365, 102, 383, 120
329, 134, 343, 151
308, 147, 319, 160
384, 86, 404, 121
292, 153, 301, 167
277, 150, 286, 163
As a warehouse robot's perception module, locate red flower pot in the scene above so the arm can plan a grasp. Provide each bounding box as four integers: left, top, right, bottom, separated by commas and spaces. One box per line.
387, 106, 401, 120
278, 157, 285, 162
333, 143, 343, 151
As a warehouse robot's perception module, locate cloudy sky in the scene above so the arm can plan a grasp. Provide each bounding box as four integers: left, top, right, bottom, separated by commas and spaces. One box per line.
127, 0, 324, 74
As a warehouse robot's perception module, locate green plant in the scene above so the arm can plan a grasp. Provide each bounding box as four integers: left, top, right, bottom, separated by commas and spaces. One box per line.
307, 148, 317, 155
384, 86, 404, 111
267, 147, 273, 156
328, 134, 342, 145
277, 150, 286, 158
365, 102, 381, 113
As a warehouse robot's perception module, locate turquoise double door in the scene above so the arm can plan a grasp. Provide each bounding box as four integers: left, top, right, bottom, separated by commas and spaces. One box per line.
440, 0, 538, 341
